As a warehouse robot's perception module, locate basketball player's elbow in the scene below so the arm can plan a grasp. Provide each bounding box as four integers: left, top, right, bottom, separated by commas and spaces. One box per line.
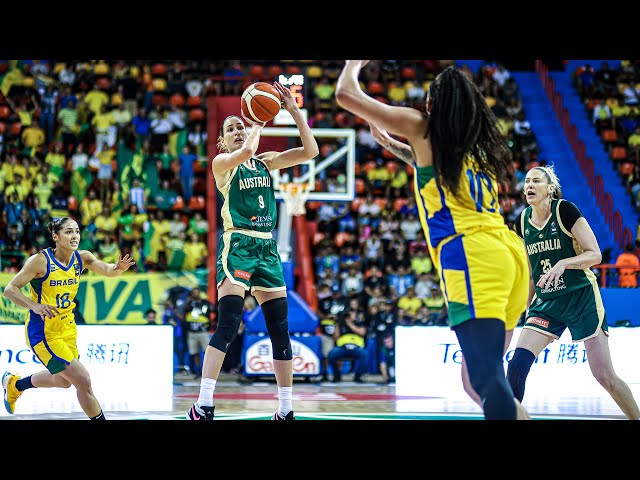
335, 89, 356, 111
3, 285, 19, 303
305, 143, 319, 159
238, 145, 256, 161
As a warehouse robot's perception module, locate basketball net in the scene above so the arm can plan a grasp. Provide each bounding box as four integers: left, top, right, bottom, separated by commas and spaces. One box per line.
280, 183, 311, 216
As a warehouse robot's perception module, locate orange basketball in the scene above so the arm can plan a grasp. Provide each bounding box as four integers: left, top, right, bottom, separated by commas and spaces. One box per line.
241, 82, 282, 123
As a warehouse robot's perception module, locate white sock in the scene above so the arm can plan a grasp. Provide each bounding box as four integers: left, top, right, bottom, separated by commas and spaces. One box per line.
197, 378, 216, 407
278, 386, 293, 416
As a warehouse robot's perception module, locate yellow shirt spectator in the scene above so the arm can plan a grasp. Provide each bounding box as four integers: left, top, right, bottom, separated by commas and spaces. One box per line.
149, 217, 172, 264
4, 182, 30, 202
98, 238, 120, 264
17, 110, 32, 127
97, 148, 115, 166
398, 291, 423, 316
36, 170, 60, 185
28, 161, 40, 180
612, 104, 631, 118
424, 290, 446, 312
32, 182, 53, 210
388, 83, 407, 104
131, 212, 149, 240
45, 151, 66, 179
12, 163, 27, 181
628, 132, 640, 148
84, 88, 109, 114
314, 81, 335, 101
411, 254, 433, 276
80, 194, 104, 226
94, 211, 119, 241
367, 165, 391, 183
390, 168, 409, 190
21, 125, 45, 154
92, 111, 116, 133
1, 161, 15, 184
182, 236, 208, 271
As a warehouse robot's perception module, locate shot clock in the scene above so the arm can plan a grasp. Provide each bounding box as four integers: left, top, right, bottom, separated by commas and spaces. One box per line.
277, 73, 306, 109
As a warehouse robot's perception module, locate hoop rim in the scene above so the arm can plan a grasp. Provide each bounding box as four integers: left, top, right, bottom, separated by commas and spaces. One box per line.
279, 182, 312, 194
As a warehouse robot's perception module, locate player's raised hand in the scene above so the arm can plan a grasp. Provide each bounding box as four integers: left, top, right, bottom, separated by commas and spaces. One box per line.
369, 123, 393, 148
273, 82, 297, 112
32, 303, 58, 320
115, 254, 136, 272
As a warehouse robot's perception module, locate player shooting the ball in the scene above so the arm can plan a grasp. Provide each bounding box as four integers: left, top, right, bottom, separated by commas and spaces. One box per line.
187, 81, 319, 420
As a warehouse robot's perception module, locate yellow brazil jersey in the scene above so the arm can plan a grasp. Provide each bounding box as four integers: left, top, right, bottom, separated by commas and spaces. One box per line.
413, 155, 507, 270
27, 248, 83, 336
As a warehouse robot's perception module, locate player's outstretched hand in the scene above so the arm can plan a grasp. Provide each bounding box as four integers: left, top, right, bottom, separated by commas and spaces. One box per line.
115, 254, 136, 272
369, 123, 393, 148
273, 82, 297, 112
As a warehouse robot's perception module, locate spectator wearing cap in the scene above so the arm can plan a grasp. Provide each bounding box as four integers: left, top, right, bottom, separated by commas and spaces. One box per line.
397, 286, 422, 319
328, 302, 368, 383
424, 285, 447, 325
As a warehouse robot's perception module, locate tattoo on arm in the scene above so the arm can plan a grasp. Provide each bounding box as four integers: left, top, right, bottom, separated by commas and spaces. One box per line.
386, 143, 414, 163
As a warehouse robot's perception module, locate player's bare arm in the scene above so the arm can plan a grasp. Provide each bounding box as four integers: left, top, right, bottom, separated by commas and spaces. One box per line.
259, 82, 319, 171
3, 252, 59, 319
80, 250, 136, 277
336, 61, 427, 142
369, 123, 415, 166
537, 217, 602, 290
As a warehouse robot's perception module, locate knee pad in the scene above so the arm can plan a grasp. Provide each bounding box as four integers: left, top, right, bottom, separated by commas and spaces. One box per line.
262, 297, 292, 361
506, 347, 536, 402
209, 295, 244, 353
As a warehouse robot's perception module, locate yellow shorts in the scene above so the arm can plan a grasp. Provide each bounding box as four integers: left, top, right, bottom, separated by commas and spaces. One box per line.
437, 228, 529, 329
25, 311, 78, 375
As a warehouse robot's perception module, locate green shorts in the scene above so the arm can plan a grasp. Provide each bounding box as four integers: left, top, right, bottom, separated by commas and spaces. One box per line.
216, 231, 286, 294
525, 282, 608, 342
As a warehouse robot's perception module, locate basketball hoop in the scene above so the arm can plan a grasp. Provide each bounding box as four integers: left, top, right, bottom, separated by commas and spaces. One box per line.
280, 182, 311, 216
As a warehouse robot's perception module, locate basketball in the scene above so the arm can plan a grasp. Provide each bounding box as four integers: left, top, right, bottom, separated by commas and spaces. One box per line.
241, 82, 282, 123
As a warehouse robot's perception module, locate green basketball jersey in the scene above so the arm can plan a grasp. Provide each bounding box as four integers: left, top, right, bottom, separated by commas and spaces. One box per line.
521, 199, 596, 300
217, 158, 277, 233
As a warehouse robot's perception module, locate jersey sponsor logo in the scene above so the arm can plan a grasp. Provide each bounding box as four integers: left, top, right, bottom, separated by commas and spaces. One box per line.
526, 238, 562, 255
527, 316, 550, 328
234, 270, 252, 280
525, 228, 530, 236
49, 278, 79, 286
251, 214, 273, 228
238, 176, 271, 190
74, 263, 81, 277
540, 276, 566, 294
550, 221, 558, 236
